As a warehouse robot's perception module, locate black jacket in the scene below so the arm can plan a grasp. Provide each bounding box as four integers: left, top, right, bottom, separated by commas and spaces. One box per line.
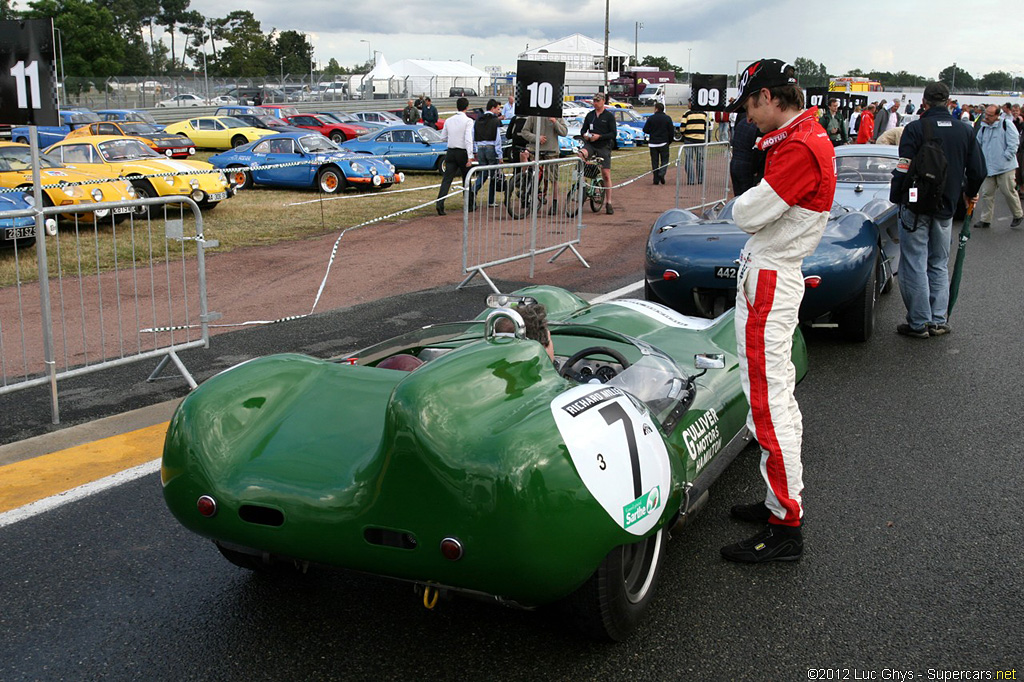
581, 109, 617, 147
889, 107, 986, 219
642, 111, 675, 146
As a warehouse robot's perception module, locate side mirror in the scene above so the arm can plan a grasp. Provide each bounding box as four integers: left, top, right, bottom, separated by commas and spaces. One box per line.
694, 353, 725, 370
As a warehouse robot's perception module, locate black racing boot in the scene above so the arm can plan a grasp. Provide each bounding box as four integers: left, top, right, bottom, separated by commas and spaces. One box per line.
720, 524, 803, 563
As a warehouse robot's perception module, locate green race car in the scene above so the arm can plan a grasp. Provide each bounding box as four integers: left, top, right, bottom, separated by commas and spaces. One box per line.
161, 285, 808, 640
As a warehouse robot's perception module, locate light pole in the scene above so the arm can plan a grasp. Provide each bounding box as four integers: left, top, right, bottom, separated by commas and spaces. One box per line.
201, 50, 209, 102
634, 22, 643, 66
951, 61, 956, 92
470, 53, 474, 66
53, 27, 65, 106
280, 56, 285, 88
687, 48, 692, 85
602, 0, 609, 92
360, 39, 371, 66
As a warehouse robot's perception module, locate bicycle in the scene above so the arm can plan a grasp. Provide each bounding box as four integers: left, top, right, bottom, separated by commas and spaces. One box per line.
564, 157, 606, 217
504, 149, 552, 219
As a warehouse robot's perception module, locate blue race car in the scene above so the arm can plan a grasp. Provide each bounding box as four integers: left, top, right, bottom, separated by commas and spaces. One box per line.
645, 146, 901, 342
208, 132, 404, 193
96, 109, 164, 129
341, 125, 447, 173
0, 192, 56, 249
11, 109, 101, 147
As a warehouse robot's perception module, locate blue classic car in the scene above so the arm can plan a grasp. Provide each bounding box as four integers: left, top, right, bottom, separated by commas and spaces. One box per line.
96, 109, 163, 128
645, 145, 901, 342
10, 109, 101, 147
0, 192, 54, 249
208, 132, 403, 193
341, 125, 447, 173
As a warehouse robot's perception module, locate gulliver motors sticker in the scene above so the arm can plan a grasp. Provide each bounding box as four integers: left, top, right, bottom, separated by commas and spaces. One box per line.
551, 385, 671, 536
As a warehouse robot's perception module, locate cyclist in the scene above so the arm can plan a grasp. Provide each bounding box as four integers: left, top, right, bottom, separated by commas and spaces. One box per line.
521, 115, 568, 215
578, 93, 617, 214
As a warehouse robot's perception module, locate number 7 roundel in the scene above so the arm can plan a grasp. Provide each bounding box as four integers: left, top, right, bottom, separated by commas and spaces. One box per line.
551, 385, 672, 536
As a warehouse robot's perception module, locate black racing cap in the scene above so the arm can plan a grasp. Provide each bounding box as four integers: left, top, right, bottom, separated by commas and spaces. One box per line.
728, 59, 798, 112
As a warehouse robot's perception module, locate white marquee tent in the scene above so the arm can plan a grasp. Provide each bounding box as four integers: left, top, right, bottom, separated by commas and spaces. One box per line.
361, 56, 492, 98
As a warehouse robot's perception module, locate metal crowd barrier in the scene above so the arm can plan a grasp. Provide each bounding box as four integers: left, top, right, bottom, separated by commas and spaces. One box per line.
674, 140, 733, 212
0, 196, 216, 424
459, 156, 590, 292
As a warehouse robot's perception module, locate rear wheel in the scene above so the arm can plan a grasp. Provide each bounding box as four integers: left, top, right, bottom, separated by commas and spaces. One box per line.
436, 156, 448, 176
505, 172, 532, 219
317, 166, 345, 194
589, 178, 606, 213
329, 130, 346, 144
565, 183, 581, 217
838, 254, 878, 342
228, 165, 253, 190
562, 529, 665, 641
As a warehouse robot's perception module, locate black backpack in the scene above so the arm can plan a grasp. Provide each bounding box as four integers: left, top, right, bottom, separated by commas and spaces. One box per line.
902, 120, 947, 216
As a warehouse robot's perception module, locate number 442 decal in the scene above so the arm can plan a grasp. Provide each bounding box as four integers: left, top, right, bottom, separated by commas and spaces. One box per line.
551, 386, 672, 535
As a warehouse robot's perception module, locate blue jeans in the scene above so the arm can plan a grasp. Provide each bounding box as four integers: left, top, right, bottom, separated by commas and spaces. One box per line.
896, 206, 953, 329
684, 144, 704, 185
472, 146, 500, 204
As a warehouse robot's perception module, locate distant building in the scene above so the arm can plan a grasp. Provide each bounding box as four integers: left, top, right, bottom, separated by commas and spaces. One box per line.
519, 33, 630, 96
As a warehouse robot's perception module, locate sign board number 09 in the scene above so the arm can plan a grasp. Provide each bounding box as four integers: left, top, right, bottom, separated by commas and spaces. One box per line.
695, 88, 720, 108
525, 81, 554, 109
10, 60, 43, 109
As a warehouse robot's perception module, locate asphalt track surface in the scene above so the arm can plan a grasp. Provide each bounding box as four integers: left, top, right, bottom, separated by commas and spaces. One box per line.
1, 205, 1022, 680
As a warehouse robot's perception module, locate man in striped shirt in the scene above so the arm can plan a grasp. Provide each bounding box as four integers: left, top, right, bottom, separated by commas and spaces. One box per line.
681, 107, 709, 185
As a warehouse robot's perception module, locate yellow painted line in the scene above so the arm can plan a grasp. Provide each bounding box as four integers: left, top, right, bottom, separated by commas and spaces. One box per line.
0, 422, 168, 514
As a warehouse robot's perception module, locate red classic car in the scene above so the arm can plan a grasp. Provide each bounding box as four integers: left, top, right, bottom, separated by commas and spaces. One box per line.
283, 114, 373, 144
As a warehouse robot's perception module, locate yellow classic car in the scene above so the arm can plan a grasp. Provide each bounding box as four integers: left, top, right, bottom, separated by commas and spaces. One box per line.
0, 142, 136, 223
46, 136, 232, 212
64, 121, 197, 158
163, 116, 275, 150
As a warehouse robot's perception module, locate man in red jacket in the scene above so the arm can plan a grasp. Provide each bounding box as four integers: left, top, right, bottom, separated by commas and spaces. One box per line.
721, 59, 836, 563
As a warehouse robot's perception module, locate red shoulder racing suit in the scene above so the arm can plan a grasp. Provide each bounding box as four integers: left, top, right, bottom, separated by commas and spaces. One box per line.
732, 106, 836, 526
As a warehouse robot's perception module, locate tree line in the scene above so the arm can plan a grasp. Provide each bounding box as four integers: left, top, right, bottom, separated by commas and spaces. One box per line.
0, 0, 365, 81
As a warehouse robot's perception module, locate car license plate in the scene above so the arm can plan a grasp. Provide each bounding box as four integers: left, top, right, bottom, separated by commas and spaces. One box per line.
714, 266, 738, 279
4, 225, 35, 240
208, 192, 227, 201
112, 206, 134, 215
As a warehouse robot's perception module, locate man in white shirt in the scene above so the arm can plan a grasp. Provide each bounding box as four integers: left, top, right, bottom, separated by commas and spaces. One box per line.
501, 94, 515, 120
436, 97, 476, 216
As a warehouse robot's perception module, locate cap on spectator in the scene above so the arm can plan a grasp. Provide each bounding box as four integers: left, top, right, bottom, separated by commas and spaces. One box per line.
923, 81, 950, 103
728, 59, 797, 112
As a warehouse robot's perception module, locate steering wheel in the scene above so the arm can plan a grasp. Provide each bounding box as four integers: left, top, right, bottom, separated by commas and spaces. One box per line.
837, 169, 866, 182
559, 346, 631, 383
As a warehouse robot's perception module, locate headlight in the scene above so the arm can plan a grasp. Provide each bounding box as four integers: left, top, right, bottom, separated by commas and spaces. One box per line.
218, 172, 227, 184
165, 149, 173, 157
91, 188, 103, 201
350, 162, 366, 174
126, 186, 136, 198
190, 189, 205, 201
372, 175, 382, 186
386, 162, 395, 172
164, 175, 175, 186
23, 194, 35, 207
189, 179, 199, 189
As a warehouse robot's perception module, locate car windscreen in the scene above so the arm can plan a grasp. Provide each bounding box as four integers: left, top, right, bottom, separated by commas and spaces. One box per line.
69, 113, 101, 125
120, 122, 161, 135
299, 135, 338, 153
417, 127, 443, 143
220, 117, 248, 129
836, 154, 898, 183
0, 146, 63, 169
99, 139, 159, 160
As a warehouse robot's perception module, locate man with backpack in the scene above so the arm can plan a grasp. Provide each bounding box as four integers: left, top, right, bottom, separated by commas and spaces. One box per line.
889, 82, 986, 338
974, 105, 1023, 230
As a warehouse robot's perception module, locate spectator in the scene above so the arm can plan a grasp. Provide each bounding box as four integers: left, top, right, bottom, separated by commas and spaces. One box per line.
578, 92, 617, 215
729, 116, 764, 196
905, 100, 916, 115
681, 106, 709, 184
402, 99, 419, 125
849, 104, 862, 139
421, 97, 439, 130
642, 102, 675, 185
472, 99, 505, 209
435, 97, 475, 216
501, 94, 516, 120
889, 82, 986, 337
714, 109, 731, 142
974, 104, 1023, 229
856, 104, 875, 144
872, 99, 891, 142
819, 98, 849, 146
520, 113, 569, 214
875, 125, 904, 146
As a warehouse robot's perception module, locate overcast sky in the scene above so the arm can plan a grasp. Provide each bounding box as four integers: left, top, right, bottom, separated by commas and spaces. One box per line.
186, 0, 1021, 82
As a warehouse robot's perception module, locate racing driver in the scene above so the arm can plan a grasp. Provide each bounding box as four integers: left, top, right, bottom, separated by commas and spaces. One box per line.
720, 59, 836, 563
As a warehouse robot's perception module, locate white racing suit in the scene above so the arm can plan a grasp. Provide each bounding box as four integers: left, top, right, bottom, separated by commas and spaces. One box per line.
733, 107, 836, 527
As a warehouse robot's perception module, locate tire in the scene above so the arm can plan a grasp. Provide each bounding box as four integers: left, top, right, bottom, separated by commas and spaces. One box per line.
329, 130, 346, 144
228, 165, 253, 190
436, 156, 447, 176
316, 166, 345, 194
565, 183, 581, 217
130, 179, 156, 217
672, 128, 683, 143
562, 529, 665, 641
505, 172, 532, 219
838, 254, 878, 342
230, 135, 247, 149
589, 178, 606, 213
14, 137, 28, 145
644, 279, 664, 305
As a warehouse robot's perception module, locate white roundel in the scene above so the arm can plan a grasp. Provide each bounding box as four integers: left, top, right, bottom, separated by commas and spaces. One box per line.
551, 385, 672, 536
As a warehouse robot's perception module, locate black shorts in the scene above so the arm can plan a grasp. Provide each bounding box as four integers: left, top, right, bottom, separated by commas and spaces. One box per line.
583, 142, 611, 169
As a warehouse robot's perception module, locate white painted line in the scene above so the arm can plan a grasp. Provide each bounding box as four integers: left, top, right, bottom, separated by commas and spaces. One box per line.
0, 459, 160, 529
590, 280, 645, 304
